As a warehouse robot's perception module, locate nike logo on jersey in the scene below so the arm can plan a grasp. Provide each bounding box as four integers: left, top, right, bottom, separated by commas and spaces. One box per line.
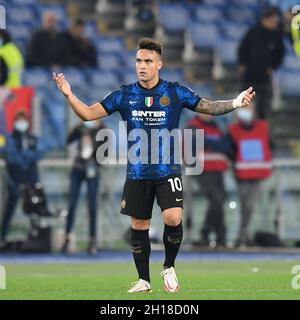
176, 198, 183, 202
129, 100, 138, 105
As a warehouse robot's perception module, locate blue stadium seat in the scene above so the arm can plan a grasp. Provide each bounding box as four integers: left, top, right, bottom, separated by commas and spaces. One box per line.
94, 36, 124, 54
191, 5, 223, 23
229, 0, 259, 7
40, 86, 67, 148
190, 22, 220, 49
87, 69, 121, 89
277, 69, 300, 97
123, 51, 136, 68
158, 3, 188, 33
14, 39, 27, 55
22, 68, 50, 89
84, 20, 98, 39
202, 0, 225, 6
98, 53, 123, 70
58, 67, 87, 90
6, 5, 36, 24
11, 0, 37, 5
282, 53, 300, 71
122, 70, 137, 85
220, 21, 249, 41
225, 6, 257, 25
216, 39, 239, 66
160, 68, 185, 83
284, 37, 295, 55
8, 23, 32, 42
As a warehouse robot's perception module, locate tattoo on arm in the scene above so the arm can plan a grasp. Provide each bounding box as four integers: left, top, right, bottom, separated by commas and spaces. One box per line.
195, 99, 235, 115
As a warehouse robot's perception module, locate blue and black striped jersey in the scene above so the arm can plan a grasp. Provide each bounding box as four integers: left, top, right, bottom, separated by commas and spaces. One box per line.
101, 79, 201, 179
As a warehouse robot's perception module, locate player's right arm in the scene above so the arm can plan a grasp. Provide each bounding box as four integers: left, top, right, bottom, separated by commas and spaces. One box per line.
53, 72, 108, 121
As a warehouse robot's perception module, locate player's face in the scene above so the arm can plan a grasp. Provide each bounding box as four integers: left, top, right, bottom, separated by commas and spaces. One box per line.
136, 49, 162, 83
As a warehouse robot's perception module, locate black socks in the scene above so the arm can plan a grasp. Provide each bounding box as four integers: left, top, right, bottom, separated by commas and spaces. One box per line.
130, 222, 183, 281
131, 228, 151, 283
163, 221, 183, 269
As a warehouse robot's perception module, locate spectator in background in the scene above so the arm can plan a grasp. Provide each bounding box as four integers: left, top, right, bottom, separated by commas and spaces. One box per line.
284, 7, 300, 58
186, 114, 229, 247
0, 111, 45, 244
228, 103, 272, 247
238, 7, 285, 120
61, 120, 105, 255
0, 30, 24, 89
59, 19, 97, 67
26, 12, 62, 67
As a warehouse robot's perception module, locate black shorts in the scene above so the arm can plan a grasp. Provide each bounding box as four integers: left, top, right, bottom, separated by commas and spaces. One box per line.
120, 174, 183, 220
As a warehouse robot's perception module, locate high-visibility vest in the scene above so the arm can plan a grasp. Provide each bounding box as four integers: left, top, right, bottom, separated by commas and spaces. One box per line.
291, 14, 300, 58
0, 42, 24, 88
187, 117, 229, 172
229, 120, 272, 180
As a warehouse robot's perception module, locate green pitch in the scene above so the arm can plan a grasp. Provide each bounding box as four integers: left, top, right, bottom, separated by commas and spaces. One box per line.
0, 261, 300, 300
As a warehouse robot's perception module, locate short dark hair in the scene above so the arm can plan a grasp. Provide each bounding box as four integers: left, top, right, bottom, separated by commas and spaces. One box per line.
261, 6, 279, 19
73, 18, 85, 27
14, 110, 29, 121
137, 38, 162, 56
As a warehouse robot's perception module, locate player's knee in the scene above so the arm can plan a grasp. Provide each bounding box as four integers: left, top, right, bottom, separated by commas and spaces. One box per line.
163, 208, 182, 226
131, 218, 151, 230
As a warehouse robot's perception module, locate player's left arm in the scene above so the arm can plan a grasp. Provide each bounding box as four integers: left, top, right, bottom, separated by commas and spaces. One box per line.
195, 87, 255, 115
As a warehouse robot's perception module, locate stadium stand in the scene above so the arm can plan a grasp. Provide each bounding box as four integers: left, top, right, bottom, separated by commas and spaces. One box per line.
1, 0, 300, 249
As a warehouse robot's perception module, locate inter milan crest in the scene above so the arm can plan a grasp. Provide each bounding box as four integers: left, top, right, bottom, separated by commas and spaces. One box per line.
160, 96, 170, 107
145, 96, 153, 107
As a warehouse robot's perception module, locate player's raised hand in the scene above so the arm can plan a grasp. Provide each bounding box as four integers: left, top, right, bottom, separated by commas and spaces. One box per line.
53, 72, 72, 97
233, 86, 255, 108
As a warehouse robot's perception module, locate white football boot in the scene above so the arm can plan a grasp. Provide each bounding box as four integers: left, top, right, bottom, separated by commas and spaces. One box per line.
127, 279, 152, 293
160, 267, 180, 292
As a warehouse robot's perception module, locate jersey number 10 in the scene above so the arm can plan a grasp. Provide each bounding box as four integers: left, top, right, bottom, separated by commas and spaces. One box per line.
168, 177, 183, 192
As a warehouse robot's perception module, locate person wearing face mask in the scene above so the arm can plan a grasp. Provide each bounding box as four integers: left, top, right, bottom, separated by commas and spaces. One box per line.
61, 119, 106, 254
186, 113, 230, 248
228, 103, 272, 247
0, 30, 24, 88
0, 111, 44, 244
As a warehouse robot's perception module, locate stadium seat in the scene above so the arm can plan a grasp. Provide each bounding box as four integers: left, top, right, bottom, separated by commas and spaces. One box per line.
229, 0, 259, 7
40, 87, 67, 148
215, 39, 239, 66
98, 52, 123, 70
22, 68, 50, 89
122, 70, 137, 85
10, 0, 37, 5
282, 53, 300, 72
191, 5, 223, 23
6, 5, 37, 24
190, 22, 220, 49
88, 69, 121, 89
58, 68, 87, 90
158, 3, 188, 33
277, 70, 300, 97
84, 20, 98, 39
284, 37, 295, 55
94, 36, 124, 54
202, 0, 224, 6
225, 6, 257, 25
7, 23, 33, 43
160, 68, 185, 83
14, 39, 27, 55
220, 21, 249, 41
122, 51, 136, 69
